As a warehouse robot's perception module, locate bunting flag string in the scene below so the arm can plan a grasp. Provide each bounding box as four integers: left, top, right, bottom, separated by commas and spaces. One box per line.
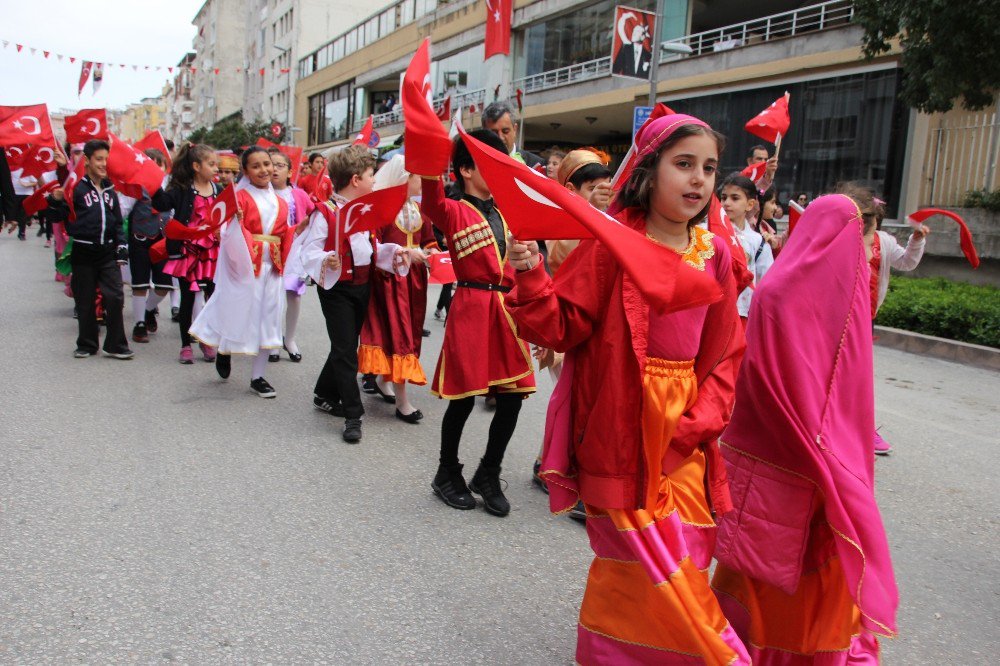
0, 39, 293, 76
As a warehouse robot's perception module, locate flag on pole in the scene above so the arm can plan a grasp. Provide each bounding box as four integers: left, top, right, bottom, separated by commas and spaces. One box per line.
64, 108, 109, 142
0, 104, 56, 147
353, 115, 374, 146
907, 208, 980, 268
92, 63, 105, 94
484, 0, 512, 58
745, 92, 790, 144
134, 130, 172, 172
401, 39, 452, 176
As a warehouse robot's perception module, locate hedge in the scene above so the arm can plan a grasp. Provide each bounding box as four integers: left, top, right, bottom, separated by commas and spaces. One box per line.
876, 276, 1000, 348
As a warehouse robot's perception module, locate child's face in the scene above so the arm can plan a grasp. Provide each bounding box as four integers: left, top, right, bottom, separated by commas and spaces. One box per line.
568, 176, 610, 201
311, 158, 325, 174
244, 151, 273, 188
720, 185, 755, 223
351, 167, 375, 196
546, 154, 563, 179
270, 158, 290, 187
761, 197, 777, 220
194, 154, 219, 183
650, 133, 718, 223
218, 169, 236, 185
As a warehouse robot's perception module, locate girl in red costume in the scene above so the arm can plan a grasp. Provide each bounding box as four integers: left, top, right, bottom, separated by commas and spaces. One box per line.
358, 155, 439, 423
190, 147, 294, 398
505, 115, 749, 665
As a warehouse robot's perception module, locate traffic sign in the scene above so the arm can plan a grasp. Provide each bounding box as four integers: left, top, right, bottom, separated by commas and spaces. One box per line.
633, 106, 653, 140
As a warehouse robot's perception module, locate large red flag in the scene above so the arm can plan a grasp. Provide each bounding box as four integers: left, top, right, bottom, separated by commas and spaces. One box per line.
745, 92, 791, 144
19, 144, 58, 179
134, 130, 172, 172
402, 39, 452, 177
0, 104, 55, 148
353, 115, 374, 146
256, 137, 305, 186
22, 180, 60, 216
325, 184, 409, 250
484, 0, 512, 58
908, 208, 980, 269
107, 134, 166, 199
458, 128, 722, 313
64, 109, 108, 143
208, 183, 240, 228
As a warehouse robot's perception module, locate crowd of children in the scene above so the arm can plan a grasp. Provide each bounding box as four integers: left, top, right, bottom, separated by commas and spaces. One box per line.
3, 95, 939, 665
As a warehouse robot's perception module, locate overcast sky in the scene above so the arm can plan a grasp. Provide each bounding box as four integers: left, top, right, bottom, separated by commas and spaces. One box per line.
1, 0, 206, 112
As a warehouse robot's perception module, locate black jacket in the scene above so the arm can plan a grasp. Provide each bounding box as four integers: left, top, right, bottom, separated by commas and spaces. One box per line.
48, 176, 125, 247
151, 183, 221, 258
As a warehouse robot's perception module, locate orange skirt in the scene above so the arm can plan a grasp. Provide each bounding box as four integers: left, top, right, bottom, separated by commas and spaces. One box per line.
577, 358, 749, 665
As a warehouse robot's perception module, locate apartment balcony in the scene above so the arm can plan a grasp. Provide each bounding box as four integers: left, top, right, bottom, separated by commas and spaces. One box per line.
350, 86, 488, 137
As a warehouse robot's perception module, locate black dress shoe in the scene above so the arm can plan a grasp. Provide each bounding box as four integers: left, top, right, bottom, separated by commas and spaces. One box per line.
251, 377, 276, 398
170, 306, 180, 322
283, 340, 302, 362
268, 352, 280, 363
469, 463, 510, 517
372, 381, 396, 404
144, 308, 158, 333
395, 408, 423, 424
422, 328, 431, 337
432, 464, 476, 510
216, 354, 231, 379
361, 374, 377, 394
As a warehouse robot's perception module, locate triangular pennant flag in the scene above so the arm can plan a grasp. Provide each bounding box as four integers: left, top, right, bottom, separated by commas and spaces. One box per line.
2, 40, 8, 48
119, 63, 126, 69
43, 51, 50, 58
70, 56, 76, 63
16, 44, 23, 52
132, 65, 138, 71
30, 47, 36, 55
169, 67, 174, 73
57, 54, 64, 62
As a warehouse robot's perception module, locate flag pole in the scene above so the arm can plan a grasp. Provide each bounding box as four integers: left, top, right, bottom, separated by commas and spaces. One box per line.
773, 132, 783, 160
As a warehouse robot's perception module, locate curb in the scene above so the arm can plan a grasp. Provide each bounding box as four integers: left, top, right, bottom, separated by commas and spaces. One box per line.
874, 326, 1000, 372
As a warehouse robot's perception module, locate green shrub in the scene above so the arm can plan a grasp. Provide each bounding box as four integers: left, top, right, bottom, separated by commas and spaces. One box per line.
962, 188, 1000, 212
877, 276, 1000, 348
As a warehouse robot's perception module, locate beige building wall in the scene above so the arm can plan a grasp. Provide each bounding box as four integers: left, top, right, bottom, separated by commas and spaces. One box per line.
191, 0, 248, 128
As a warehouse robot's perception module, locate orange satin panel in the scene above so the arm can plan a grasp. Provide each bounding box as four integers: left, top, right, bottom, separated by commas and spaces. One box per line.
640, 358, 699, 510
358, 344, 428, 386
713, 556, 865, 657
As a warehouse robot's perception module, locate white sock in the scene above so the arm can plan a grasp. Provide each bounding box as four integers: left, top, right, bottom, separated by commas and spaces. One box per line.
170, 279, 181, 308
132, 295, 146, 326
146, 290, 167, 312
192, 290, 206, 321
251, 350, 269, 380
284, 294, 301, 354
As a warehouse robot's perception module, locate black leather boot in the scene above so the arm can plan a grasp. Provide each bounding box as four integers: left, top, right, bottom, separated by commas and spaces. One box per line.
469, 463, 510, 517
432, 464, 476, 510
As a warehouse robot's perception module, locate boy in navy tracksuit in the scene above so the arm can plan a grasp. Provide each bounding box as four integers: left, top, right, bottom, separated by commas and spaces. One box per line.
47, 140, 133, 359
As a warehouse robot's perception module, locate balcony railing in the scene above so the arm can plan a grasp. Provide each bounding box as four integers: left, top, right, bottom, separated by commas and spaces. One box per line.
352, 87, 488, 133
661, 0, 854, 59
511, 0, 854, 95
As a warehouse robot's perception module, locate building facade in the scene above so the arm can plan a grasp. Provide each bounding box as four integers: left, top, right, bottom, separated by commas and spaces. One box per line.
191, 0, 249, 129
118, 97, 167, 143
163, 53, 198, 144
291, 0, 989, 219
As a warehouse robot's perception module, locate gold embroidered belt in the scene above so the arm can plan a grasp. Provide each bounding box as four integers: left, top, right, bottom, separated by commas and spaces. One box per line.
251, 234, 281, 243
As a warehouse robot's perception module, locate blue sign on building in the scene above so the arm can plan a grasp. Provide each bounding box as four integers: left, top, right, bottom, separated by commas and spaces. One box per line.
633, 106, 653, 140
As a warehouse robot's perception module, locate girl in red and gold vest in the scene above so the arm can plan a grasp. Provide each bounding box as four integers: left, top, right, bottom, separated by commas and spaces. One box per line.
190, 146, 294, 398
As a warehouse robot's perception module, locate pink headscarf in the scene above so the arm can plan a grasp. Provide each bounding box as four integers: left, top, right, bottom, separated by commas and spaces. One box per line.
608, 113, 709, 216
720, 194, 898, 637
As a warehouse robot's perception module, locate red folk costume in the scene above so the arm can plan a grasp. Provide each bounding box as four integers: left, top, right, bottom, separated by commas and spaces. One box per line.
358, 200, 438, 385
420, 178, 535, 399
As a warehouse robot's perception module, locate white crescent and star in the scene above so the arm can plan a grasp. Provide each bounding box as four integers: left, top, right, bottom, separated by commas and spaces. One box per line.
13, 116, 42, 135
83, 117, 101, 135
36, 148, 54, 163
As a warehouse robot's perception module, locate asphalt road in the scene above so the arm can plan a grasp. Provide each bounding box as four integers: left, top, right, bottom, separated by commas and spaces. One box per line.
1, 232, 996, 664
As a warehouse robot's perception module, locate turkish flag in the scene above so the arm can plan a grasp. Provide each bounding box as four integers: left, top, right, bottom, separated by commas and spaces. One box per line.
4, 144, 27, 170
484, 0, 512, 58
402, 39, 452, 176
611, 102, 676, 190
64, 109, 108, 143
22, 180, 60, 216
107, 134, 166, 199
353, 115, 374, 146
435, 96, 452, 122
20, 143, 58, 179
0, 104, 55, 148
707, 194, 754, 293
741, 160, 766, 182
428, 252, 457, 284
134, 130, 172, 172
62, 159, 87, 221
256, 137, 305, 186
207, 184, 241, 229
745, 92, 791, 144
908, 208, 980, 268
326, 184, 409, 249
787, 199, 804, 235
78, 61, 93, 97
458, 128, 722, 313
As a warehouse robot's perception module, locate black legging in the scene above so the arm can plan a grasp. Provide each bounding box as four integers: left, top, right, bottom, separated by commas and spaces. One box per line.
436, 283, 453, 313
440, 394, 523, 469
177, 278, 214, 347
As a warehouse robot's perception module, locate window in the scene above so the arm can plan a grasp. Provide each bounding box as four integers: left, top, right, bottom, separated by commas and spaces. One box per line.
399, 0, 415, 25
434, 45, 486, 92
670, 69, 908, 216
308, 82, 355, 145
333, 37, 344, 60
346, 29, 357, 53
